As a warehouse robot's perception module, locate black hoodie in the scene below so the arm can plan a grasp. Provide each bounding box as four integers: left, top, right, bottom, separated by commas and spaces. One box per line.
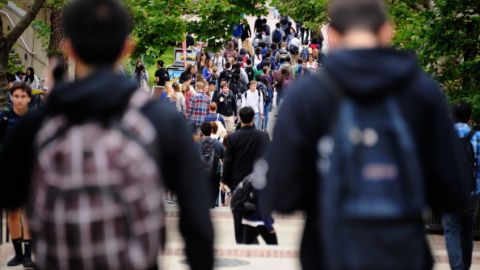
264, 48, 470, 270
0, 69, 214, 270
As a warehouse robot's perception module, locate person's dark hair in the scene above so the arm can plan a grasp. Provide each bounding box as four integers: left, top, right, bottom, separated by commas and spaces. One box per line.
232, 63, 241, 70
200, 122, 213, 137
225, 62, 231, 69
265, 51, 272, 58
452, 102, 472, 123
276, 23, 281, 28
210, 122, 219, 134
285, 56, 291, 63
232, 72, 241, 81
262, 18, 267, 24
10, 81, 32, 98
270, 43, 278, 51
258, 75, 272, 90
157, 60, 164, 67
24, 67, 35, 84
246, 59, 252, 65
297, 58, 303, 64
208, 80, 216, 86
255, 47, 262, 55
239, 107, 255, 124
329, 0, 387, 34
183, 74, 192, 82
62, 0, 133, 65
262, 66, 269, 74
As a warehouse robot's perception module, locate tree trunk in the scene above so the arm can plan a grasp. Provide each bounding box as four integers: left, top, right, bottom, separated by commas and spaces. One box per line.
47, 7, 68, 73
0, 18, 9, 108
0, 0, 46, 108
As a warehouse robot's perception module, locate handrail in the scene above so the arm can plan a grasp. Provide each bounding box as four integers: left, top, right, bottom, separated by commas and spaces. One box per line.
0, 10, 36, 55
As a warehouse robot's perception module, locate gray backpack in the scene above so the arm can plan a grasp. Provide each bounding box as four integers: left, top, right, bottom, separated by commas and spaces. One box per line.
28, 90, 165, 270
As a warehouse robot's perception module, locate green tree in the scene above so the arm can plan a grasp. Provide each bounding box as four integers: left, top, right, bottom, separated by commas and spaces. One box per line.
0, 0, 46, 107
271, 0, 328, 30
189, 0, 268, 51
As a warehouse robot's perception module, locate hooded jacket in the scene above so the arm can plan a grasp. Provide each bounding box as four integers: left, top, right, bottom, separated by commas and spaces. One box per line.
264, 48, 470, 270
0, 69, 214, 270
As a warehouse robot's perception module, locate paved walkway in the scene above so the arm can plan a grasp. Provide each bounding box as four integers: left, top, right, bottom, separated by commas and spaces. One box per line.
2, 206, 478, 270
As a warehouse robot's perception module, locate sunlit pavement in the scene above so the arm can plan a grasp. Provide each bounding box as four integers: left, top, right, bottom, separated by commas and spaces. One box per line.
1, 205, 479, 269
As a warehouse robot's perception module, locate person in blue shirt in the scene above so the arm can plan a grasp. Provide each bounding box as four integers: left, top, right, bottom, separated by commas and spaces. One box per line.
443, 102, 480, 270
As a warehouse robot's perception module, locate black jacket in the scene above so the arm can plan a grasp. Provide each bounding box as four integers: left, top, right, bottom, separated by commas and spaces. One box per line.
0, 69, 214, 270
223, 126, 270, 189
264, 48, 470, 270
212, 90, 237, 117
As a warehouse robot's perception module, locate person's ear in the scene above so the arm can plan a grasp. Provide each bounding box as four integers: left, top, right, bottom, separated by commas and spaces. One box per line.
62, 38, 77, 61
118, 37, 136, 62
378, 22, 394, 46
327, 26, 341, 51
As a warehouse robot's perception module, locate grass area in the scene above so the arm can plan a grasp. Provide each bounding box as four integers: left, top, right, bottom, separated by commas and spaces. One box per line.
146, 46, 176, 85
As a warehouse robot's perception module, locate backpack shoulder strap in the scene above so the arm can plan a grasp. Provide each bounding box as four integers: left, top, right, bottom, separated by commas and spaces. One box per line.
466, 129, 477, 141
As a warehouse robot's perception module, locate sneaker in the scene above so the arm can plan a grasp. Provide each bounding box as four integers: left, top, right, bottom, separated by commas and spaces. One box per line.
6, 255, 23, 266
22, 257, 36, 269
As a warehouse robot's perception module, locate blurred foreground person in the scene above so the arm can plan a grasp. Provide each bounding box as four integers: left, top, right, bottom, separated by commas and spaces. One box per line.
264, 0, 470, 269
0, 0, 213, 269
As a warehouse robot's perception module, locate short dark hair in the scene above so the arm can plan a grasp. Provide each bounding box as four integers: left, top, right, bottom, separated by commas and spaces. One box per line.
157, 60, 164, 67
246, 59, 252, 65
452, 102, 472, 123
200, 122, 213, 136
9, 81, 32, 98
62, 0, 133, 65
239, 107, 255, 124
329, 0, 387, 34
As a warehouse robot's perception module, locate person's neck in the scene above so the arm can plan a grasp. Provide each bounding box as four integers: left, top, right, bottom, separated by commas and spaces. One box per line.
340, 30, 380, 49
76, 62, 113, 80
241, 123, 254, 127
13, 107, 28, 116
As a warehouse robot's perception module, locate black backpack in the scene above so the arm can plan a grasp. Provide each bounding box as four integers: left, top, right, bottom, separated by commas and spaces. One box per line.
272, 30, 282, 44
317, 74, 426, 269
230, 174, 257, 216
256, 82, 271, 105
200, 139, 220, 179
245, 66, 255, 81
460, 129, 477, 192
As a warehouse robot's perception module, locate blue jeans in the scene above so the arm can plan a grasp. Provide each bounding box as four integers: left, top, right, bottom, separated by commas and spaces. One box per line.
442, 195, 479, 270
254, 113, 262, 130
264, 102, 272, 130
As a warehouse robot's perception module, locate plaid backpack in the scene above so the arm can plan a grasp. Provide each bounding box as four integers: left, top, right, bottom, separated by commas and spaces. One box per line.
27, 90, 165, 270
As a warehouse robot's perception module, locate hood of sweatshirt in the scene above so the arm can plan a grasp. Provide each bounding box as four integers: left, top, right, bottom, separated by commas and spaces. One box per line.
323, 47, 420, 100
45, 68, 138, 121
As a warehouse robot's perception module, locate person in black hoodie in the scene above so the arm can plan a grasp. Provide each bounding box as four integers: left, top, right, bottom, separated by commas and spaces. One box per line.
0, 1, 213, 270
263, 0, 470, 269
223, 107, 270, 244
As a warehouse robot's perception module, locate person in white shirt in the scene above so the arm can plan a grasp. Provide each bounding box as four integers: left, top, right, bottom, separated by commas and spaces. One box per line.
213, 52, 226, 76
241, 80, 264, 130
290, 33, 302, 49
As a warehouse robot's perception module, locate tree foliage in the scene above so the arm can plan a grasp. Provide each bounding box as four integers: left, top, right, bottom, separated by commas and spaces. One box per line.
188, 0, 268, 51
268, 0, 480, 116
271, 0, 328, 30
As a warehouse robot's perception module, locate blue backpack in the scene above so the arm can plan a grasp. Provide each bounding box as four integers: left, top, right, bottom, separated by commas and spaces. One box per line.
272, 30, 282, 44
317, 73, 428, 269
233, 25, 243, 38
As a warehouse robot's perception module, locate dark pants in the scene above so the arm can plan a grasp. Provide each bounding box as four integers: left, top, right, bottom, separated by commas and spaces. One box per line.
442, 195, 479, 270
243, 225, 278, 245
210, 177, 220, 208
232, 211, 245, 244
